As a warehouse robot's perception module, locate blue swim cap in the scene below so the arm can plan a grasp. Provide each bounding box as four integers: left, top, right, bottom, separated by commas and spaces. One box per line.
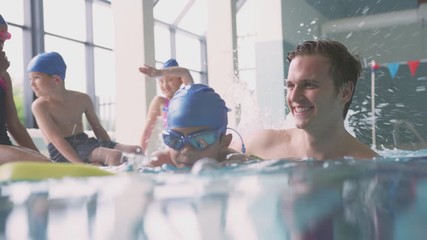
27, 52, 67, 80
163, 59, 179, 68
167, 84, 229, 129
0, 15, 7, 25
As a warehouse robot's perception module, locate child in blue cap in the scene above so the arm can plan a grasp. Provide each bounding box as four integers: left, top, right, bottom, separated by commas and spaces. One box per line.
138, 59, 193, 154
148, 84, 246, 168
0, 14, 50, 163
27, 51, 142, 166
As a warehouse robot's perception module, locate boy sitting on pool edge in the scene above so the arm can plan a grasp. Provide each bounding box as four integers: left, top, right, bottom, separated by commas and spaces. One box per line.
28, 52, 142, 166
147, 84, 247, 169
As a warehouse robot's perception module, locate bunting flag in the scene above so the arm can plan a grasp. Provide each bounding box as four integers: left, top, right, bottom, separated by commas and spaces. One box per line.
371, 60, 380, 71
407, 60, 420, 76
371, 58, 426, 79
387, 63, 400, 79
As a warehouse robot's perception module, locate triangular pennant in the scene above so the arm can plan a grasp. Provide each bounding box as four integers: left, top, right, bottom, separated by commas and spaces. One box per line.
407, 60, 420, 76
371, 60, 380, 71
387, 63, 400, 79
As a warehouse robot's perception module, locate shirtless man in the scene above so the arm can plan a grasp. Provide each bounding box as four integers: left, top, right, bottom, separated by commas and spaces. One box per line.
245, 39, 378, 160
28, 51, 141, 165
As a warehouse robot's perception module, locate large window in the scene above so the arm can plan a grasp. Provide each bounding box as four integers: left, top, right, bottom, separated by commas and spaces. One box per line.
43, 0, 87, 41
2, 0, 115, 131
153, 0, 207, 85
2, 0, 209, 132
44, 35, 87, 93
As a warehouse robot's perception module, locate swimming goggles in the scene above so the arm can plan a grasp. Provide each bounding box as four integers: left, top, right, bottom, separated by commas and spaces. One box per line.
162, 126, 226, 151
0, 31, 11, 41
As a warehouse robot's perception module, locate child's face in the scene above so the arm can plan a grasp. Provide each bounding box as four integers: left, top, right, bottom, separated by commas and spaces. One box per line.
28, 72, 56, 97
164, 126, 230, 168
158, 76, 182, 99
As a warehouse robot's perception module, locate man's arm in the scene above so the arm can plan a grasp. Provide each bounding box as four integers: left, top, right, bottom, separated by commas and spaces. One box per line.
32, 99, 85, 163
349, 137, 380, 160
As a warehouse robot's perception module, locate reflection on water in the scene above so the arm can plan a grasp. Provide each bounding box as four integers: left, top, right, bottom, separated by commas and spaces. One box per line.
1, 149, 427, 239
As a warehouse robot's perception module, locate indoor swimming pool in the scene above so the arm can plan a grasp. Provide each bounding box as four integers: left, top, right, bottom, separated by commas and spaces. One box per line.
2, 0, 427, 239
1, 149, 427, 240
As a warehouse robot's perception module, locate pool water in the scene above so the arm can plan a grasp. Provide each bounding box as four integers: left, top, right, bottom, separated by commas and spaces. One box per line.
1, 149, 427, 240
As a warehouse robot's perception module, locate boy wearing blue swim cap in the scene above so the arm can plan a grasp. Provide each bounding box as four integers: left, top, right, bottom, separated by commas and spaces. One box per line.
28, 52, 142, 166
148, 84, 245, 168
138, 59, 193, 154
0, 14, 50, 163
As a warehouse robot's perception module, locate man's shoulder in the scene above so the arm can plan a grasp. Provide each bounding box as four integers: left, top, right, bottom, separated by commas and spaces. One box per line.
246, 128, 294, 158
252, 128, 294, 141
252, 128, 279, 137
340, 134, 378, 160
351, 140, 379, 160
